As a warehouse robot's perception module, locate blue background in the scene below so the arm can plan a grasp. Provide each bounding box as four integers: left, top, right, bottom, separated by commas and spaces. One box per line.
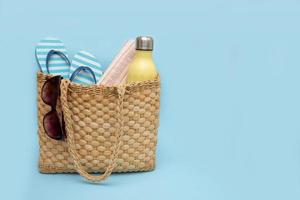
1, 0, 300, 199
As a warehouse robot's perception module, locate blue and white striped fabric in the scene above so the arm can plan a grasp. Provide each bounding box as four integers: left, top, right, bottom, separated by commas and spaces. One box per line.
69, 51, 102, 85
35, 37, 70, 78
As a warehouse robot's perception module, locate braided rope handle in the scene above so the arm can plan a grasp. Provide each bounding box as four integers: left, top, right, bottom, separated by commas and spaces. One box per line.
60, 79, 125, 183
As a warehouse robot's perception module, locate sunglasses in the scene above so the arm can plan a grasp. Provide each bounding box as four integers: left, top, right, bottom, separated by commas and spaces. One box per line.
41, 75, 66, 140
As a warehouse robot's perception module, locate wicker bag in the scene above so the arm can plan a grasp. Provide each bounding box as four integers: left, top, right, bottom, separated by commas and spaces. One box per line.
37, 72, 160, 182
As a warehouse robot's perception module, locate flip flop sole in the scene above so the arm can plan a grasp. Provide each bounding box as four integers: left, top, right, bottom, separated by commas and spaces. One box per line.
70, 50, 102, 85
36, 37, 70, 78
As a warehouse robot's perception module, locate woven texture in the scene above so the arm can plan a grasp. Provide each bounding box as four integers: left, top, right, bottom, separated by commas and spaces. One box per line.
37, 72, 160, 175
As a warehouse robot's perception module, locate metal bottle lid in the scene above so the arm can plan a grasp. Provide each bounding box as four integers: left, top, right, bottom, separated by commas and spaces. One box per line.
136, 36, 153, 51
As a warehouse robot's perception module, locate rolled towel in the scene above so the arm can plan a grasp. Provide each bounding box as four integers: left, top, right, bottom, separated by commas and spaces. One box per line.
98, 40, 135, 86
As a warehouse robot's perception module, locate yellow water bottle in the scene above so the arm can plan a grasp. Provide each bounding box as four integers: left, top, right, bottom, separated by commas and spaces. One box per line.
127, 36, 157, 83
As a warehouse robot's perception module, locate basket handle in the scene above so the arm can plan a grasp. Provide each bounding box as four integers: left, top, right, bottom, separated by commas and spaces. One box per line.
60, 79, 125, 183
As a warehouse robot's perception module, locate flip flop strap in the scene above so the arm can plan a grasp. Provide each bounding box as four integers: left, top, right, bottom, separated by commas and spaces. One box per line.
46, 50, 70, 74
60, 79, 125, 183
70, 66, 97, 84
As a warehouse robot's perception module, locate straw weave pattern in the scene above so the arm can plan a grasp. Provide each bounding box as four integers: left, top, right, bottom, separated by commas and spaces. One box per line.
37, 72, 160, 174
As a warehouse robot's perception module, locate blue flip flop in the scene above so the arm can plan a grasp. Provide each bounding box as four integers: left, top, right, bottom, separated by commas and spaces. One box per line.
70, 66, 97, 85
36, 37, 70, 78
69, 50, 102, 85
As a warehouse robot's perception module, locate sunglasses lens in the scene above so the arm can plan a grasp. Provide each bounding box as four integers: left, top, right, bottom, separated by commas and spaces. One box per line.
43, 110, 63, 140
42, 76, 61, 106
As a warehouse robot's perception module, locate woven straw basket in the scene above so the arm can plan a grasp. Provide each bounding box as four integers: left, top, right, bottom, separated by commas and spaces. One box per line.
37, 72, 160, 183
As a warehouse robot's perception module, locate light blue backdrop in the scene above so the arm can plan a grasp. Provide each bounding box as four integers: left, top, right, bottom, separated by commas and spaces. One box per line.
1, 0, 300, 199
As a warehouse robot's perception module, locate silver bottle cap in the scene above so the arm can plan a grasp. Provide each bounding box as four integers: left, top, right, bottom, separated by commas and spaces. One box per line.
136, 36, 153, 51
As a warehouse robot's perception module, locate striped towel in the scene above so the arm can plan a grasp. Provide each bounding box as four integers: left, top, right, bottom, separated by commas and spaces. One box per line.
35, 37, 70, 78
98, 40, 135, 86
69, 51, 102, 85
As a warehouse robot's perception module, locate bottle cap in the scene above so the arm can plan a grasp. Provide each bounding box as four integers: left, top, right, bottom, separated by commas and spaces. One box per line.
136, 36, 153, 51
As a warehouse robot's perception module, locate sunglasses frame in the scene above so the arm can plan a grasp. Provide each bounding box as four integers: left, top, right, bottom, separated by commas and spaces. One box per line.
41, 75, 66, 140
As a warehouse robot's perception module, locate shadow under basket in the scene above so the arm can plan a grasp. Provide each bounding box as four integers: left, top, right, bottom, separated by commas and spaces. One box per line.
37, 72, 161, 183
